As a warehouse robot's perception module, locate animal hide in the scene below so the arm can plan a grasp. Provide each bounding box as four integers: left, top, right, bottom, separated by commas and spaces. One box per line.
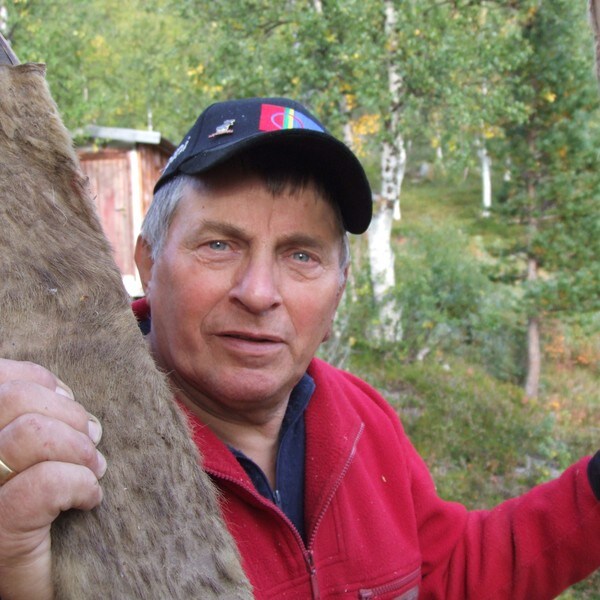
0, 56, 252, 598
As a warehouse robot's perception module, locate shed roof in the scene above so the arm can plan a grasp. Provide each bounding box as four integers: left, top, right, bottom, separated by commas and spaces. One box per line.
75, 124, 176, 155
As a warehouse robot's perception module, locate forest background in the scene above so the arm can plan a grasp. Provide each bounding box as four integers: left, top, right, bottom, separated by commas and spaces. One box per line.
2, 0, 599, 597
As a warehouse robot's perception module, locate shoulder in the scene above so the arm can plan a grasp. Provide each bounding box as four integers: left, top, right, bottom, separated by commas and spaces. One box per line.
307, 357, 404, 428
305, 358, 430, 489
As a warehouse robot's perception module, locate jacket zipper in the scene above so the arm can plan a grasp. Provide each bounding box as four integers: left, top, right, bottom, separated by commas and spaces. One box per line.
358, 567, 420, 599
307, 550, 320, 600
207, 422, 365, 599
307, 423, 364, 550
304, 423, 364, 598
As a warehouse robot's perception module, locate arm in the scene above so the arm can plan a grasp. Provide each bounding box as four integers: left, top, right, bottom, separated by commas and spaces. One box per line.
0, 359, 106, 600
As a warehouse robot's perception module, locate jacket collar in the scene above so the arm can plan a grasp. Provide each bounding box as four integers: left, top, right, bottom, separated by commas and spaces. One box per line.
179, 358, 364, 529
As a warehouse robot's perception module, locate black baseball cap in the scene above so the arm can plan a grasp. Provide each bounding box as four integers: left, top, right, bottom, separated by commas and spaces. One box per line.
154, 97, 372, 234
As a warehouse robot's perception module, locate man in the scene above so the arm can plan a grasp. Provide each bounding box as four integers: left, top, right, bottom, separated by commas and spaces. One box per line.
0, 97, 599, 599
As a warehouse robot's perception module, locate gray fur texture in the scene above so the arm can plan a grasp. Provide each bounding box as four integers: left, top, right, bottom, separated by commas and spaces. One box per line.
0, 62, 252, 599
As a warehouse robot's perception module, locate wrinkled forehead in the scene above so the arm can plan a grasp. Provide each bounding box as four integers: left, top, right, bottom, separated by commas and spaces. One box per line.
183, 156, 346, 236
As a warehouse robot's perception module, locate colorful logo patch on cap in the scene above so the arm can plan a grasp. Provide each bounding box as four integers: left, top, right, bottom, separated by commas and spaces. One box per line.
259, 104, 324, 133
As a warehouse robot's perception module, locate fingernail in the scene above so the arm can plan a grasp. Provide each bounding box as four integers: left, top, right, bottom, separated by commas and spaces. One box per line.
88, 415, 103, 445
55, 384, 74, 399
96, 450, 107, 478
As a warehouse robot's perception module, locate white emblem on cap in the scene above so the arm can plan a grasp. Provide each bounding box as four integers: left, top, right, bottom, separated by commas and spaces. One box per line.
208, 119, 236, 138
164, 136, 190, 170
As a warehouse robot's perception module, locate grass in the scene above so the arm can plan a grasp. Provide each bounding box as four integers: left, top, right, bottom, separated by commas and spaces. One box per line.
400, 174, 522, 246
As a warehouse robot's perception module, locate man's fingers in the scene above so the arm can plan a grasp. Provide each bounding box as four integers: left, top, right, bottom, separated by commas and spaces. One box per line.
0, 414, 107, 479
0, 359, 70, 395
0, 379, 100, 443
0, 359, 102, 444
0, 462, 103, 533
0, 360, 104, 600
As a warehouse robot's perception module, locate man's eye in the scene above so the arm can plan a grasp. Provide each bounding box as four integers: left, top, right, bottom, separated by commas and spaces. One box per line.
208, 241, 228, 251
292, 251, 311, 263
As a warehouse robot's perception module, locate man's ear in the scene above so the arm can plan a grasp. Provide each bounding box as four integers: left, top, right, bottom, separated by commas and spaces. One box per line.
134, 235, 154, 296
322, 265, 349, 343
337, 264, 349, 302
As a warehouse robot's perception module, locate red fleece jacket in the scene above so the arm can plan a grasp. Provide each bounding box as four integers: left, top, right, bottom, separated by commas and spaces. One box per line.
183, 359, 600, 599
132, 299, 600, 599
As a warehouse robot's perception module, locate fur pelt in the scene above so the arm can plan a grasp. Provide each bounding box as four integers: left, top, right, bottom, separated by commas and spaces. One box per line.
0, 62, 252, 599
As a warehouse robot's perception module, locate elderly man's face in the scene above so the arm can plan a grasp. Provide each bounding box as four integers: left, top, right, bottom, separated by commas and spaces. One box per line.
137, 170, 347, 423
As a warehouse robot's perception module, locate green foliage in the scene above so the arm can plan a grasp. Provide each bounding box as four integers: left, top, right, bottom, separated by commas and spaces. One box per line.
4, 0, 541, 167
497, 0, 600, 318
5, 0, 212, 139
392, 225, 493, 352
319, 215, 529, 385
183, 0, 388, 135
397, 1, 534, 169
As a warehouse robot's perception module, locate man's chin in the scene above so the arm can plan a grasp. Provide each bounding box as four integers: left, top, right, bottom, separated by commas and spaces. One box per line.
214, 374, 293, 413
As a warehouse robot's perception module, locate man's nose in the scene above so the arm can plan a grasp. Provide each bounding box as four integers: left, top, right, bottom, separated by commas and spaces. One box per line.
229, 256, 282, 313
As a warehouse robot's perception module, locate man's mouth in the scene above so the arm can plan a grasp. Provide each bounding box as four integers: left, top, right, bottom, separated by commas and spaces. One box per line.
221, 332, 283, 344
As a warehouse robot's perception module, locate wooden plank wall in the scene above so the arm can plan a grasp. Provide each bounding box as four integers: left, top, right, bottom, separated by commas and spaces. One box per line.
78, 144, 170, 296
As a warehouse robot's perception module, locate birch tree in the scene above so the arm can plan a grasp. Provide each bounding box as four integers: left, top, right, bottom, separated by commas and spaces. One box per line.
365, 0, 404, 342
0, 4, 7, 35
478, 141, 493, 217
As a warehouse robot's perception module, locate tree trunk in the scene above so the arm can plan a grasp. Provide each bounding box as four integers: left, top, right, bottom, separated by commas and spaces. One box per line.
478, 140, 492, 217
366, 0, 404, 342
524, 148, 541, 398
382, 0, 405, 223
368, 196, 402, 341
0, 4, 8, 36
590, 0, 600, 80
525, 311, 541, 399
525, 256, 541, 398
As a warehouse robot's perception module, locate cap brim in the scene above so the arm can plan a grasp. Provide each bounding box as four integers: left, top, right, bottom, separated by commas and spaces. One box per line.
170, 128, 372, 234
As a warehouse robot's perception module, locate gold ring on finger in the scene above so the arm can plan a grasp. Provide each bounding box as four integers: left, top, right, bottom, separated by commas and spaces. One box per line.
0, 456, 17, 486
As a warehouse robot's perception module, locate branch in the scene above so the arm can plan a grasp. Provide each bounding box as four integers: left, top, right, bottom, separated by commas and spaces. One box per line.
262, 18, 292, 36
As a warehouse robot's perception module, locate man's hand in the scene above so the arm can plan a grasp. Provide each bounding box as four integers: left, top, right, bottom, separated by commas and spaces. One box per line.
0, 359, 106, 600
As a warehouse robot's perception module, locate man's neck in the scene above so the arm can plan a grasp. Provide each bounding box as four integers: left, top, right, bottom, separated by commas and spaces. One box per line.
176, 390, 288, 488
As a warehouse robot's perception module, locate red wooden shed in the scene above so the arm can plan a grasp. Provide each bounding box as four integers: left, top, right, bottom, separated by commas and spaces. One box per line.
76, 125, 175, 297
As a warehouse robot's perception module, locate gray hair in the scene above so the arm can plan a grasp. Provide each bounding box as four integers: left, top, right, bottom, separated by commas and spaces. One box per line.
140, 169, 351, 274
140, 175, 191, 260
